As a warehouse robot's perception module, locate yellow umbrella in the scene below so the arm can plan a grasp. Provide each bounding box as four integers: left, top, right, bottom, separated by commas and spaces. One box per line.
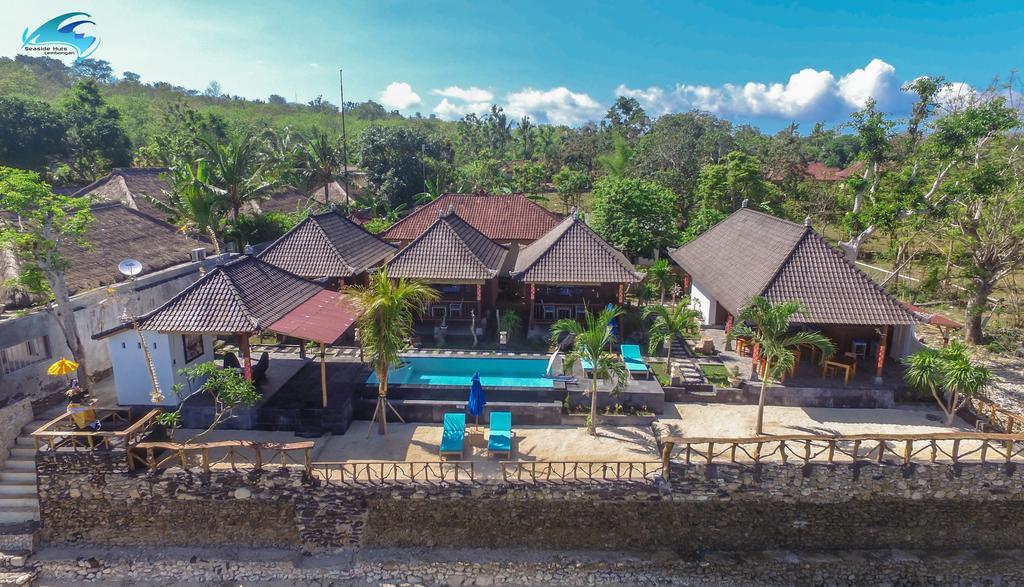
47, 357, 79, 377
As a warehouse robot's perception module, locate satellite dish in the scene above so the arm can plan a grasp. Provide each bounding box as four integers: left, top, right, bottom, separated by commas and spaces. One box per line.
118, 259, 143, 278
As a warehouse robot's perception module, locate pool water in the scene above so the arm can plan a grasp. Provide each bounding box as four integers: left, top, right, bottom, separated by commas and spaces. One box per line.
366, 356, 554, 388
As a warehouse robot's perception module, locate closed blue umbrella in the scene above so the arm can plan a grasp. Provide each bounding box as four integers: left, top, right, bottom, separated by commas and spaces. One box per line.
468, 372, 486, 428
606, 303, 619, 343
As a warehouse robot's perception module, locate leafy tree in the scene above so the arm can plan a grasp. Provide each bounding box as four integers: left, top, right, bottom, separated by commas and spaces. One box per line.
358, 125, 452, 207
643, 302, 702, 367
511, 161, 547, 193
456, 158, 508, 193
134, 102, 227, 168
695, 151, 778, 213
226, 211, 301, 246
597, 132, 632, 177
59, 79, 132, 182
197, 131, 276, 223
552, 166, 589, 213
904, 342, 989, 426
268, 94, 287, 105
156, 361, 261, 442
71, 59, 114, 83
605, 96, 651, 143
351, 268, 438, 434
203, 81, 222, 98
730, 297, 835, 435
514, 115, 536, 159
301, 130, 346, 206
147, 161, 225, 254
679, 205, 726, 245
0, 168, 93, 389
644, 259, 676, 303
632, 111, 735, 204
122, 71, 141, 83
0, 96, 67, 172
590, 176, 679, 257
551, 306, 628, 435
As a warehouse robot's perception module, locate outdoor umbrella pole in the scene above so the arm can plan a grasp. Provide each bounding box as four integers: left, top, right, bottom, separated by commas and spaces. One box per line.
320, 343, 327, 408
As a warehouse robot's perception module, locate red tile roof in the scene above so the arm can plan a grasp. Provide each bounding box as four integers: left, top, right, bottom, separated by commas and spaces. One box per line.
381, 193, 562, 242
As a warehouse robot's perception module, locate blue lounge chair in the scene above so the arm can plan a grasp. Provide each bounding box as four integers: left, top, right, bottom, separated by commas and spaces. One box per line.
621, 344, 650, 378
440, 413, 466, 458
488, 411, 513, 457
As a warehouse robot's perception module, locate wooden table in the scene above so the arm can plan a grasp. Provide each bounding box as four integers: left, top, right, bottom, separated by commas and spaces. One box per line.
822, 357, 857, 385
798, 343, 820, 364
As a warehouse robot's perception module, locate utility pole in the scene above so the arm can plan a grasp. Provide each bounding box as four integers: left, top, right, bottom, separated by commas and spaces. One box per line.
339, 68, 350, 208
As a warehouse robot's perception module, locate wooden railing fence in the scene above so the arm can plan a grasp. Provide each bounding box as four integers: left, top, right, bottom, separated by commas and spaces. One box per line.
312, 461, 475, 484
970, 398, 1024, 434
661, 432, 1024, 477
499, 460, 664, 482
130, 440, 314, 473
32, 408, 162, 453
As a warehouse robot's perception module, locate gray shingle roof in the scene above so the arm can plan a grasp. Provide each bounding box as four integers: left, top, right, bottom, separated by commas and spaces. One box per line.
669, 208, 916, 325
386, 211, 508, 281
132, 256, 324, 334
512, 214, 642, 285
258, 211, 396, 278
72, 167, 172, 221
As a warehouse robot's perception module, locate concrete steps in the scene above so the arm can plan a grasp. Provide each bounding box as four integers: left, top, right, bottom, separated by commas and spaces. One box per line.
0, 420, 45, 525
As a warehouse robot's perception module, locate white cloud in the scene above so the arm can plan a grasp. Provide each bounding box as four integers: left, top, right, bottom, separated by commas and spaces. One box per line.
616, 59, 944, 121
379, 81, 421, 110
503, 87, 604, 125
433, 86, 494, 102
433, 98, 491, 120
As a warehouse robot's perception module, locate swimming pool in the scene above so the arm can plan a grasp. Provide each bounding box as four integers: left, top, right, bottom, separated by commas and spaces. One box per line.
366, 356, 555, 388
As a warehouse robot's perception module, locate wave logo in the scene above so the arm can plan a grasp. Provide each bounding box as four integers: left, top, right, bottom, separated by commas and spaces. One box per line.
22, 12, 100, 60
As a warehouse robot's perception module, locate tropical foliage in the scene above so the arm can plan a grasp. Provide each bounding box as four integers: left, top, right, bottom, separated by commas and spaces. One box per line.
551, 306, 628, 435
730, 297, 835, 435
904, 342, 990, 426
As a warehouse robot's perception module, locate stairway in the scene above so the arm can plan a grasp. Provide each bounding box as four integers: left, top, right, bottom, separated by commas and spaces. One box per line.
0, 420, 44, 525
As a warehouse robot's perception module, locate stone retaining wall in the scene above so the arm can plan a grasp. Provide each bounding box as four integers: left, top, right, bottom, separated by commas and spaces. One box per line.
36, 450, 1024, 554
0, 398, 33, 469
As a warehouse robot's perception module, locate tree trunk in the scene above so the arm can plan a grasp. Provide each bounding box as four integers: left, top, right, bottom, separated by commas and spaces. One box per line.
945, 390, 959, 427
205, 225, 221, 256
755, 375, 769, 435
965, 278, 992, 344
588, 376, 599, 435
46, 269, 90, 392
666, 336, 673, 383
324, 182, 330, 207
377, 367, 389, 435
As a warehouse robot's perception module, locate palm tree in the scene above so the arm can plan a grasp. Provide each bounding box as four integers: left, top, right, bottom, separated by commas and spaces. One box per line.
551, 306, 628, 435
301, 130, 346, 207
148, 162, 225, 255
350, 268, 438, 435
904, 341, 989, 426
731, 297, 835, 435
645, 259, 675, 303
197, 132, 276, 223
643, 301, 703, 378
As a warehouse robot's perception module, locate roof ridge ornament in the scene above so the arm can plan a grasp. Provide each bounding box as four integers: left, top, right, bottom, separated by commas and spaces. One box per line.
741, 199, 749, 209
570, 206, 579, 219
804, 215, 812, 228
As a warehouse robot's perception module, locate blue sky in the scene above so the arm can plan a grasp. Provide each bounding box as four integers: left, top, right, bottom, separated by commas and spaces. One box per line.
6, 1, 1023, 130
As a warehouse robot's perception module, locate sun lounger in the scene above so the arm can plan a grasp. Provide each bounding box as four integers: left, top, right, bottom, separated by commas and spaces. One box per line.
621, 344, 650, 378
488, 411, 513, 457
440, 412, 466, 458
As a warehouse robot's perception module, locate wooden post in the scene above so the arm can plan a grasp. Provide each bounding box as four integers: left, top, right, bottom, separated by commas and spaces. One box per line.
476, 283, 483, 317
874, 325, 889, 384
320, 342, 328, 408
617, 283, 625, 305
751, 342, 761, 381
683, 274, 691, 294
527, 283, 536, 334
239, 333, 253, 381
724, 314, 734, 351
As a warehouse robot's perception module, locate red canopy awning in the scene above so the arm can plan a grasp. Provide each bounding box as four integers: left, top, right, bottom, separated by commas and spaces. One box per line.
268, 290, 360, 344
903, 303, 963, 330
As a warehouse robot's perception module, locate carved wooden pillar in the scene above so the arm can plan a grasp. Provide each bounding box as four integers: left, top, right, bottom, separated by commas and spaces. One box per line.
239, 333, 253, 381
874, 325, 889, 384
528, 283, 536, 333
617, 283, 625, 305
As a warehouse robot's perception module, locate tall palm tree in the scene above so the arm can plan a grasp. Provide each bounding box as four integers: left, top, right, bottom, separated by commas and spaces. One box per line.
197, 132, 276, 223
552, 306, 628, 435
645, 259, 675, 303
904, 341, 989, 426
148, 161, 225, 255
731, 297, 835, 435
302, 130, 346, 207
644, 301, 703, 371
350, 268, 438, 435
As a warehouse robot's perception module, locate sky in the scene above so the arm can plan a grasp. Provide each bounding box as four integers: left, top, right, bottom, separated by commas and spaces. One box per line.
5, 1, 1024, 131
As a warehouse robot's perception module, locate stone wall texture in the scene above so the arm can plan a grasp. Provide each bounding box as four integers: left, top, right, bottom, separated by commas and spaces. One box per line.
37, 450, 1024, 555
0, 398, 33, 469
